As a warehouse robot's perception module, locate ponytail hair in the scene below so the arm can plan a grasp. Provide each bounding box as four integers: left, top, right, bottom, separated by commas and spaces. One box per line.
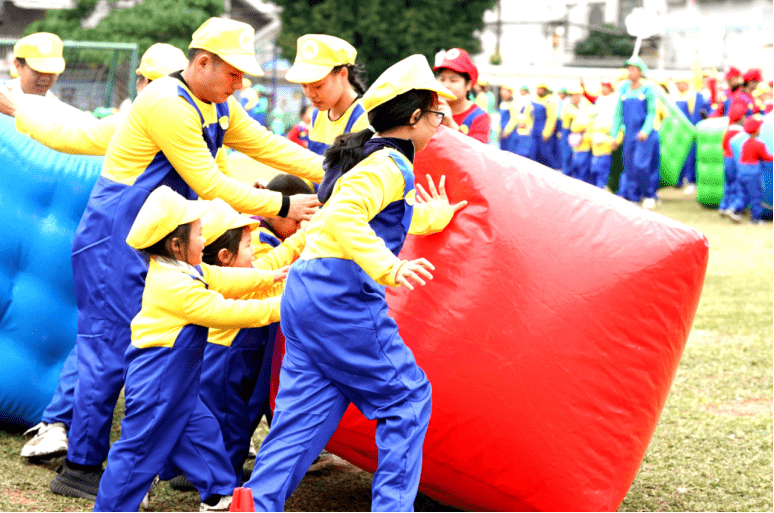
323, 89, 435, 177
332, 62, 368, 96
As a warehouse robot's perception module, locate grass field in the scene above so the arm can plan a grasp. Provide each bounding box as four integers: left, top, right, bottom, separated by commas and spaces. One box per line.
0, 186, 771, 512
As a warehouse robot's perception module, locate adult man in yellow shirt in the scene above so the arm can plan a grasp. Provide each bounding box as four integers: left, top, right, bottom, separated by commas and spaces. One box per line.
50, 17, 323, 500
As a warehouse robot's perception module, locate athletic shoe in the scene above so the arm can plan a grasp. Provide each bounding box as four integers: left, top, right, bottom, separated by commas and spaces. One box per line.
49, 461, 102, 500
141, 476, 160, 510
728, 210, 743, 223
199, 495, 232, 511
642, 197, 657, 210
247, 437, 257, 459
21, 422, 68, 459
719, 208, 729, 218
307, 450, 334, 472
683, 184, 696, 195
168, 473, 196, 491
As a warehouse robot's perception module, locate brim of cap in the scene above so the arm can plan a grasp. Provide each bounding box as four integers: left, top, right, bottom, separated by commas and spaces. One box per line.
220, 53, 264, 77
26, 57, 65, 74
180, 200, 212, 226
285, 62, 334, 84
417, 79, 456, 102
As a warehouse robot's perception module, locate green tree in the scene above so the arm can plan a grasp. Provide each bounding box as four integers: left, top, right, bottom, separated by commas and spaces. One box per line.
574, 24, 634, 58
25, 0, 223, 63
272, 0, 498, 87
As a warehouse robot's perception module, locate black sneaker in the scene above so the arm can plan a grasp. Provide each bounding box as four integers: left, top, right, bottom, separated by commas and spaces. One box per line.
168, 473, 196, 491
307, 450, 334, 472
49, 461, 103, 500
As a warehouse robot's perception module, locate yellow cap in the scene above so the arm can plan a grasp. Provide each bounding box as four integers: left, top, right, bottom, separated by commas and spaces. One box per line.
189, 17, 263, 76
126, 186, 211, 250
499, 83, 514, 92
565, 81, 583, 95
242, 77, 252, 89
14, 33, 65, 74
478, 75, 489, 86
362, 54, 455, 113
285, 34, 356, 84
536, 81, 550, 90
136, 43, 187, 81
201, 198, 260, 246
753, 83, 771, 97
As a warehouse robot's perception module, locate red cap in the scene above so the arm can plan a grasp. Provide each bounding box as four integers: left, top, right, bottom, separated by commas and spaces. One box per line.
725, 66, 741, 80
433, 48, 478, 87
743, 68, 763, 83
728, 98, 747, 123
743, 115, 763, 134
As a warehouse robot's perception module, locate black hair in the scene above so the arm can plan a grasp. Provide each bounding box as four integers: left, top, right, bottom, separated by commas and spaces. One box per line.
435, 67, 475, 101
332, 63, 368, 95
14, 57, 26, 67
266, 173, 314, 196
298, 103, 313, 118
142, 223, 193, 264
323, 89, 435, 176
202, 226, 243, 267
187, 48, 223, 66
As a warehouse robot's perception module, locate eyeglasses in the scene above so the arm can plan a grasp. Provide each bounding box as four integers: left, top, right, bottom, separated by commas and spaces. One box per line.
422, 109, 445, 127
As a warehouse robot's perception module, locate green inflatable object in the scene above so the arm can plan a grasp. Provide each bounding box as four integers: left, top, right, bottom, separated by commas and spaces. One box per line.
695, 117, 727, 206
652, 86, 696, 187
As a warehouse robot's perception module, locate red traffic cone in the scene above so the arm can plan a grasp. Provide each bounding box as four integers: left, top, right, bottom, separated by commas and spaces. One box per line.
230, 487, 255, 512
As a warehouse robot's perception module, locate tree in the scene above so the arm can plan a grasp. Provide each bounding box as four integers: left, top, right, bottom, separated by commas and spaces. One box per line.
272, 0, 498, 87
574, 24, 634, 59
25, 0, 223, 64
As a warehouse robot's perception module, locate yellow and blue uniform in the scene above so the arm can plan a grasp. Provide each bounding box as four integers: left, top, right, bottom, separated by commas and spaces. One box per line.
589, 116, 617, 189
94, 258, 280, 511
67, 72, 324, 469
531, 94, 560, 169
16, 106, 122, 155
560, 102, 582, 175
307, 99, 369, 156
244, 138, 454, 511
610, 80, 658, 202
498, 98, 514, 151
199, 224, 305, 484
674, 88, 708, 185
507, 101, 535, 158
568, 112, 592, 183
647, 98, 669, 198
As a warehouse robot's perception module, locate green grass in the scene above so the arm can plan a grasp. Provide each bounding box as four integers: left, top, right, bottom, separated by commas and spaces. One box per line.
0, 187, 771, 512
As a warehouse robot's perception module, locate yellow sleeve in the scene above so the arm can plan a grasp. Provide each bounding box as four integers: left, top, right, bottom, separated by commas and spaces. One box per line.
16, 108, 120, 156
224, 98, 325, 184
252, 230, 305, 271
408, 201, 453, 235
324, 162, 405, 287
475, 92, 488, 110
503, 102, 520, 137
543, 99, 558, 140
184, 286, 281, 329
200, 263, 276, 298
145, 99, 285, 217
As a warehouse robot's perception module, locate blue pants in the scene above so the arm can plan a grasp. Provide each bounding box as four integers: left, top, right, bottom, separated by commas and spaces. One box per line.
559, 129, 573, 176
533, 135, 560, 170
570, 151, 591, 183
679, 141, 697, 185
648, 136, 662, 198
245, 259, 432, 512
199, 324, 278, 483
511, 134, 535, 159
731, 166, 764, 220
95, 336, 235, 511
619, 132, 658, 202
719, 156, 738, 211
41, 345, 77, 427
590, 155, 612, 189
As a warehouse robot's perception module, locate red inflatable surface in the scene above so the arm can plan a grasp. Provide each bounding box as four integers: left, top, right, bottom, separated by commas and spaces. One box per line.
271, 126, 708, 511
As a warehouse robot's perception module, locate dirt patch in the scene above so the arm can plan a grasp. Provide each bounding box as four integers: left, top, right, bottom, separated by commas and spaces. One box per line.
1, 488, 36, 505
706, 398, 773, 417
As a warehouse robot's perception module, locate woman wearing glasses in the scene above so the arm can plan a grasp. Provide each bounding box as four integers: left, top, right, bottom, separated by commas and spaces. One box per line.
433, 47, 491, 144
243, 54, 467, 511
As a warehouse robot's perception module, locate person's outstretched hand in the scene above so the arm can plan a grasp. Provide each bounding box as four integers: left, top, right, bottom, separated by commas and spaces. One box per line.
415, 174, 468, 213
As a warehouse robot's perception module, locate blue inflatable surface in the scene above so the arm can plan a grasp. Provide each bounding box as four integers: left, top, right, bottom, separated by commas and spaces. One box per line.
730, 113, 773, 220
0, 114, 102, 427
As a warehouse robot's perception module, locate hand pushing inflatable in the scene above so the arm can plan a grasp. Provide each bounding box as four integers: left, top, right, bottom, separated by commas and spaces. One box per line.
0, 114, 101, 427
324, 126, 709, 511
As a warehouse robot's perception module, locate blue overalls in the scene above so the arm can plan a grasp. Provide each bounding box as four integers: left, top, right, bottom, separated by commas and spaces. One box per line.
531, 99, 560, 169
675, 92, 706, 185
198, 229, 281, 484
67, 85, 229, 468
499, 103, 512, 151
557, 115, 573, 176
307, 104, 367, 156
40, 345, 77, 427
94, 268, 236, 512
731, 136, 765, 221
460, 105, 486, 137
617, 85, 658, 202
245, 146, 431, 512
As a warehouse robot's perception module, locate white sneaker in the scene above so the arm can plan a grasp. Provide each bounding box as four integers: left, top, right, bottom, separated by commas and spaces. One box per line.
247, 437, 257, 459
642, 197, 657, 210
200, 495, 232, 512
719, 208, 729, 218
20, 422, 68, 459
683, 184, 696, 195
141, 476, 159, 510
728, 210, 743, 223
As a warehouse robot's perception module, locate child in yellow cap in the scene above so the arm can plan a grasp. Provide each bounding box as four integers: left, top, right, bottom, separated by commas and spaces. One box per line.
285, 34, 369, 157
243, 54, 467, 511
92, 187, 285, 512
7, 32, 65, 97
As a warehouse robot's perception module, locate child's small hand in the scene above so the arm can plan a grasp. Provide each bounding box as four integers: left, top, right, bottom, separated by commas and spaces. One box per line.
274, 265, 290, 282
415, 175, 468, 213
395, 258, 435, 290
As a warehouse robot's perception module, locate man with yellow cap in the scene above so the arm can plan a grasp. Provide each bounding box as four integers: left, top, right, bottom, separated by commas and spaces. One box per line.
673, 73, 709, 193
0, 43, 188, 156
531, 81, 560, 169
285, 34, 369, 156
13, 42, 188, 468
243, 53, 466, 512
5, 32, 65, 97
49, 17, 324, 500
